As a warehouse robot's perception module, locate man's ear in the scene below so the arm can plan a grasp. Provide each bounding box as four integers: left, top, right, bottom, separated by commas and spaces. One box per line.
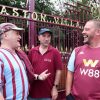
38, 35, 40, 41
3, 33, 8, 38
96, 29, 100, 35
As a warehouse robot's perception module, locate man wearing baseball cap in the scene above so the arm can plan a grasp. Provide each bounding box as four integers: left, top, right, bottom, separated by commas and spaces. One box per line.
28, 28, 62, 100
0, 23, 50, 100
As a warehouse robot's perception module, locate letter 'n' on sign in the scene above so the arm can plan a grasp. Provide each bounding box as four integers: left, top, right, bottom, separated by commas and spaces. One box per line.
83, 59, 99, 67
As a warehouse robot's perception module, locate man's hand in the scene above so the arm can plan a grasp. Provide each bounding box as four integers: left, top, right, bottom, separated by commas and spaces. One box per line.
51, 86, 58, 100
38, 69, 51, 80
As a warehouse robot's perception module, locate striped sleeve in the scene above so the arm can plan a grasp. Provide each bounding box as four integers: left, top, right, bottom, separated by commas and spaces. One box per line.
0, 58, 4, 90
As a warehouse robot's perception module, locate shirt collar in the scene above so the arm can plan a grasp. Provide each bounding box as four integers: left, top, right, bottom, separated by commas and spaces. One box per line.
34, 45, 53, 52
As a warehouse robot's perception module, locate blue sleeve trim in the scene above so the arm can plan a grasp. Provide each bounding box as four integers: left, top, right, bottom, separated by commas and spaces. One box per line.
67, 50, 75, 72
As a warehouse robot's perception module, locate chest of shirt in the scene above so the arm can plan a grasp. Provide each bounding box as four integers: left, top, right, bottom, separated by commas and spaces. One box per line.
75, 48, 100, 70
30, 51, 56, 72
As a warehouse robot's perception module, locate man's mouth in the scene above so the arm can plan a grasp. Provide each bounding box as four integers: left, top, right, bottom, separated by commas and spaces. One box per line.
17, 39, 20, 43
83, 35, 88, 39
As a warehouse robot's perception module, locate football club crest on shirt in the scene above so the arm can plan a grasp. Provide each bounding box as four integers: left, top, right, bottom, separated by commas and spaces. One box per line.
44, 58, 51, 62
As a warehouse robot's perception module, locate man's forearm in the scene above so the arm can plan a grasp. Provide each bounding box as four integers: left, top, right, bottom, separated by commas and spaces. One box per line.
66, 70, 73, 95
51, 70, 61, 100
54, 70, 61, 86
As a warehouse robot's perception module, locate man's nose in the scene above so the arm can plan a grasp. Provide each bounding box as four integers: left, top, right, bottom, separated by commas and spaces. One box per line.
19, 35, 21, 39
45, 37, 49, 40
82, 30, 85, 34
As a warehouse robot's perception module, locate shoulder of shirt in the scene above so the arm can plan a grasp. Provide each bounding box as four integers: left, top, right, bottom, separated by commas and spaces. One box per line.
29, 46, 39, 52
74, 44, 87, 51
0, 49, 7, 62
0, 48, 7, 55
49, 46, 60, 53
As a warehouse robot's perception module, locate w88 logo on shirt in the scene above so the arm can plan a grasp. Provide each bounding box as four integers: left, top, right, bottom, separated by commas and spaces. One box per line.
80, 68, 100, 78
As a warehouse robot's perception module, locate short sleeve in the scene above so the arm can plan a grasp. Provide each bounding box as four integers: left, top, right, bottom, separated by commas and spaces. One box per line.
67, 49, 75, 72
54, 50, 62, 70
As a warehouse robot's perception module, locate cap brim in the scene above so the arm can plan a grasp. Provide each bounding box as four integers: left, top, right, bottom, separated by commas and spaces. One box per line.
12, 27, 24, 31
39, 31, 52, 35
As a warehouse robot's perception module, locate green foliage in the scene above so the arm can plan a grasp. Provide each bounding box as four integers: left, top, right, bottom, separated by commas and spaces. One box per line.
64, 0, 99, 19
78, 0, 100, 19
82, 0, 89, 4
35, 0, 55, 14
0, 0, 58, 15
0, 0, 11, 6
0, 0, 25, 8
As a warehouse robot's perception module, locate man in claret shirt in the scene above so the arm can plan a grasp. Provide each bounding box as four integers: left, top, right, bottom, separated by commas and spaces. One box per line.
0, 23, 50, 100
28, 28, 62, 100
66, 19, 100, 100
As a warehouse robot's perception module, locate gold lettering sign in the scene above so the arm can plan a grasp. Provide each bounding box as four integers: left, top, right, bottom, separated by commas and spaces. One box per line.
31, 12, 38, 20
0, 6, 9, 15
13, 8, 19, 16
0, 5, 83, 29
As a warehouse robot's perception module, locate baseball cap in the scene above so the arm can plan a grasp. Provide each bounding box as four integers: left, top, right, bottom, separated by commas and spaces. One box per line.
0, 23, 24, 34
38, 28, 52, 35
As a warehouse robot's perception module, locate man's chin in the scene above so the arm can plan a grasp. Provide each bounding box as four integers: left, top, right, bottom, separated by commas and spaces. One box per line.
83, 40, 89, 44
43, 44, 49, 47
